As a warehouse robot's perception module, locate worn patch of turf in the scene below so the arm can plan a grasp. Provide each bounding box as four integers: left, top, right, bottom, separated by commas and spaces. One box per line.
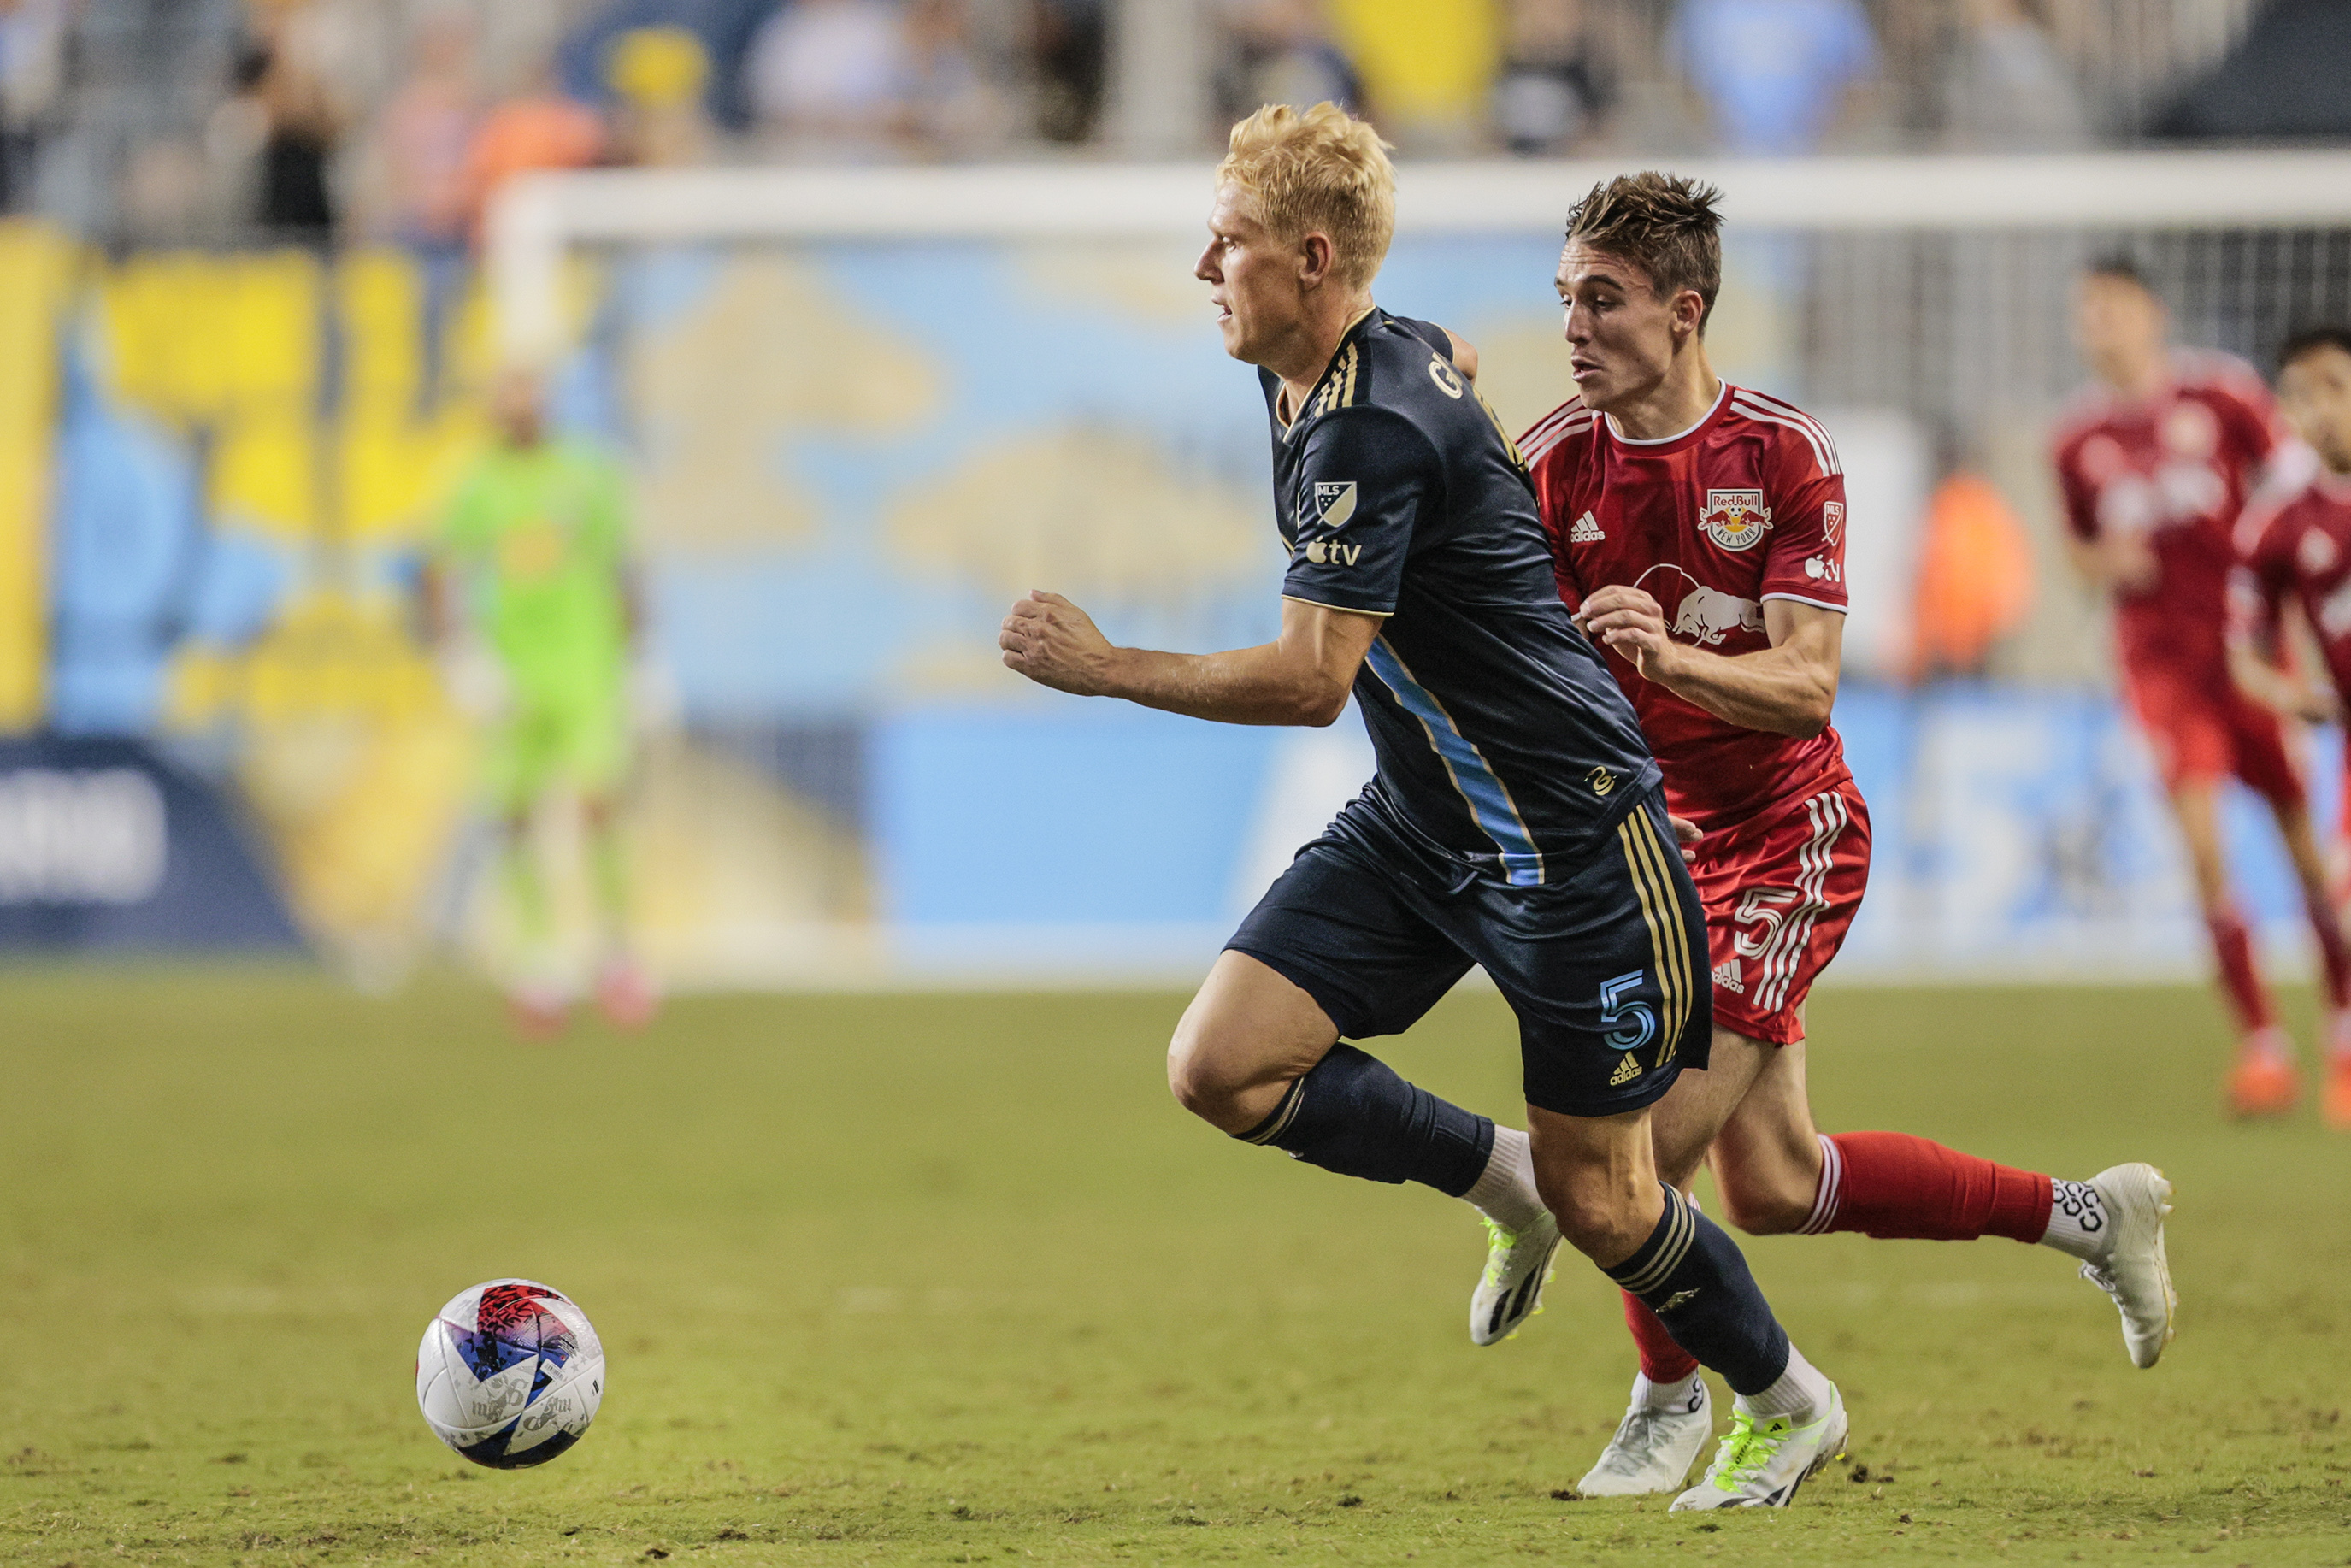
3, 968, 2346, 1565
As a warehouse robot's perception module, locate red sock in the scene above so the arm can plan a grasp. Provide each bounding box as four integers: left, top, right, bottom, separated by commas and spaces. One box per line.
1806, 1131, 2052, 1243
2306, 892, 2351, 1011
2206, 909, 2277, 1033
1621, 1289, 1699, 1384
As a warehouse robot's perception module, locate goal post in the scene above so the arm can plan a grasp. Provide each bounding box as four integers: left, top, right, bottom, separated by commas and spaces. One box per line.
489, 151, 2351, 363
475, 152, 2351, 987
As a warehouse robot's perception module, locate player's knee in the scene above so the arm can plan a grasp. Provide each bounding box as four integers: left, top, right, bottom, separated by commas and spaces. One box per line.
1165, 1025, 1242, 1124
1536, 1175, 1650, 1264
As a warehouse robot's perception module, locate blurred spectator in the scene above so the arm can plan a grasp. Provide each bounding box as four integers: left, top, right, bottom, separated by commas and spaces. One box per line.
0, 0, 67, 213
1939, 0, 2089, 151
367, 13, 479, 247
1905, 465, 2036, 682
462, 65, 604, 241
900, 0, 1008, 157
1491, 0, 1614, 156
230, 29, 343, 242
120, 139, 219, 242
1215, 0, 1361, 125
1028, 0, 1105, 144
605, 24, 715, 165
745, 0, 910, 158
1672, 0, 1879, 155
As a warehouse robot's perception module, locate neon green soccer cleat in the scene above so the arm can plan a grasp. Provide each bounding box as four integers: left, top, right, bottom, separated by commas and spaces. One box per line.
1669, 1384, 1847, 1511
1470, 1210, 1560, 1346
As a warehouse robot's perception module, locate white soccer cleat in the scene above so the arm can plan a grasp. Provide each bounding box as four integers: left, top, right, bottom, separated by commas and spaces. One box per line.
2079, 1162, 2176, 1369
1470, 1210, 1560, 1346
1575, 1376, 1713, 1496
1670, 1383, 1847, 1511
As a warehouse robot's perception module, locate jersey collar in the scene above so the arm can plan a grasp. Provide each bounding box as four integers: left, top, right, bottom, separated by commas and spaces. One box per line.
1602, 378, 1729, 452
1277, 305, 1383, 438
2095, 352, 2187, 418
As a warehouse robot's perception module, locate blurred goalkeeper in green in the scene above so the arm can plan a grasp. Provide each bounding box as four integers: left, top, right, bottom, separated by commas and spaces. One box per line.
427, 368, 657, 1036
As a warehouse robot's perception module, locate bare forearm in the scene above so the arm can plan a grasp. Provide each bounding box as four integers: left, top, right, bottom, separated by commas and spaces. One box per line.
1101, 643, 1350, 727
1647, 643, 1836, 738
2229, 643, 2331, 722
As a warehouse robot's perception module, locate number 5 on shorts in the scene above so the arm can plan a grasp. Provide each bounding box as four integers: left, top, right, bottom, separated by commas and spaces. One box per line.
1599, 970, 1655, 1052
1732, 887, 1797, 958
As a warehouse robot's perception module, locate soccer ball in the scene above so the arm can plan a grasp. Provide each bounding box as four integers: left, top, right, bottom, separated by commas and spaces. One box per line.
415, 1279, 604, 1469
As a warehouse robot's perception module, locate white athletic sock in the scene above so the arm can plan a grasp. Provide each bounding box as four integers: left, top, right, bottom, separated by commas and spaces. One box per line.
1463, 1124, 1547, 1233
1735, 1342, 1832, 1424
1635, 1371, 1707, 1414
2038, 1178, 2112, 1263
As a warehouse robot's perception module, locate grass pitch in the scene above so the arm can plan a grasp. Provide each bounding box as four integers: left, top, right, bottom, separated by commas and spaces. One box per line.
3, 970, 2347, 1566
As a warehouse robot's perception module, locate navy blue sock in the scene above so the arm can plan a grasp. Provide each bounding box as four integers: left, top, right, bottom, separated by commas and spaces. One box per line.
1603, 1184, 1791, 1397
1236, 1043, 1494, 1197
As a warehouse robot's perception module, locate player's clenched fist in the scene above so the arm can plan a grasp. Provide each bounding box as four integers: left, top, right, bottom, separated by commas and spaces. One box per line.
1573, 584, 1681, 681
1000, 589, 1117, 696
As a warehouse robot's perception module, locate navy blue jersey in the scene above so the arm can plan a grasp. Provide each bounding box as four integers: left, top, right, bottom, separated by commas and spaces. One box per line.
1263, 308, 1659, 884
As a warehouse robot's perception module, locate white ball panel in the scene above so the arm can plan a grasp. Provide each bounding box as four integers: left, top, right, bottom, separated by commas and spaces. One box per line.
415, 1280, 603, 1465
503, 1354, 604, 1456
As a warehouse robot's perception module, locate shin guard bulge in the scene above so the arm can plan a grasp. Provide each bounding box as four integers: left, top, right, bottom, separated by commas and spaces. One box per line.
1237, 1044, 1494, 1196
1602, 1185, 1790, 1398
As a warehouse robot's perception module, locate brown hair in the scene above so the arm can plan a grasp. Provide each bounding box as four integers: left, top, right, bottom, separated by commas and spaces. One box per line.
1564, 172, 1725, 333
2282, 324, 2351, 370
1217, 103, 1397, 292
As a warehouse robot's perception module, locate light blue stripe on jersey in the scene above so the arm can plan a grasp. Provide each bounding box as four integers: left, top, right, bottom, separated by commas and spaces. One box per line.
1364, 637, 1547, 886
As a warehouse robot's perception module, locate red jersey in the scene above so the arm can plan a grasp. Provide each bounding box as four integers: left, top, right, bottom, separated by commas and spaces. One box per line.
2230, 463, 2351, 700
1523, 382, 1849, 834
2051, 351, 2293, 684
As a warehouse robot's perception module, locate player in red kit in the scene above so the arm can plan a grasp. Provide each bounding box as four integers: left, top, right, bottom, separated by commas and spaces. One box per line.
2227, 325, 2351, 1129
1475, 174, 2176, 1499
2053, 259, 2350, 1117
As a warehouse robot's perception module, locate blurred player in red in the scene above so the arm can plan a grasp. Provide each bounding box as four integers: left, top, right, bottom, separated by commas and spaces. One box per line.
1476, 174, 2176, 1498
2227, 324, 2351, 1129
2053, 259, 2349, 1117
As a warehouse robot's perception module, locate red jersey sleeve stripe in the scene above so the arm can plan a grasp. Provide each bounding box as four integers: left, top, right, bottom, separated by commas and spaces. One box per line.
1517, 398, 1588, 452
1521, 416, 1594, 466
1732, 386, 1843, 464
1730, 388, 1843, 474
1730, 396, 1841, 477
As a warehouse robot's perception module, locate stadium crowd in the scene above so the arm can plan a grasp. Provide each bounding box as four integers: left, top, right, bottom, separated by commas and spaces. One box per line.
0, 0, 2284, 243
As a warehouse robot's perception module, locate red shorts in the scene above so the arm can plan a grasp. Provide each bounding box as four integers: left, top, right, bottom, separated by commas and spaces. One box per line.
2122, 660, 2302, 808
1689, 772, 1871, 1046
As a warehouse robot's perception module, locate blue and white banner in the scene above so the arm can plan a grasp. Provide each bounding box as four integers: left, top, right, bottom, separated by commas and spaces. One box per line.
0, 737, 303, 952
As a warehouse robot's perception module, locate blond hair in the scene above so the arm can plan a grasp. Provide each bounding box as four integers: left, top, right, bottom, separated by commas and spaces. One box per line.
1216, 103, 1395, 292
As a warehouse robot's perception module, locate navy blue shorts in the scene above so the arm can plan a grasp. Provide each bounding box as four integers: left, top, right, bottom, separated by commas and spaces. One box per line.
1226, 787, 1711, 1118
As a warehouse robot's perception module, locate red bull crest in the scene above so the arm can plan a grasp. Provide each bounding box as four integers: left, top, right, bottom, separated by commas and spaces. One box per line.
1699, 488, 1772, 551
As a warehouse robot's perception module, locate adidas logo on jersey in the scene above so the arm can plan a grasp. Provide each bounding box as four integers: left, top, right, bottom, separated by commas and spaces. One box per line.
1609, 1054, 1643, 1087
1569, 511, 1605, 543
1712, 960, 1744, 995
